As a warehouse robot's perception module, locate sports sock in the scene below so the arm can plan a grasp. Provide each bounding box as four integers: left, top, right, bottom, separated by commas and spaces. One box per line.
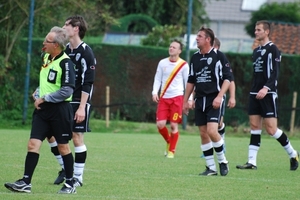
62, 153, 74, 187
248, 130, 261, 166
158, 127, 170, 143
273, 128, 297, 158
23, 152, 39, 184
212, 139, 227, 163
73, 145, 87, 183
201, 142, 216, 171
48, 141, 64, 170
169, 132, 179, 153
218, 123, 226, 152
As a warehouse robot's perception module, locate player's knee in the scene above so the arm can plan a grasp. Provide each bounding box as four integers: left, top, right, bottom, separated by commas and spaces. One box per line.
27, 139, 42, 153
170, 123, 178, 132
57, 144, 71, 156
265, 127, 277, 136
156, 121, 166, 129
72, 133, 84, 145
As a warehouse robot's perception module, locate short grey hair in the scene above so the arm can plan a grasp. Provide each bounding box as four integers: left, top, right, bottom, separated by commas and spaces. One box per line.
50, 26, 69, 50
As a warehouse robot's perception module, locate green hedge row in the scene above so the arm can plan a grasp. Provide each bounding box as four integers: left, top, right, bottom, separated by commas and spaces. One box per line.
91, 43, 300, 129
14, 40, 300, 129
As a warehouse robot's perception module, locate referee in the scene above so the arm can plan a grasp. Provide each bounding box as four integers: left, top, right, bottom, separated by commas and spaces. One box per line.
4, 26, 77, 194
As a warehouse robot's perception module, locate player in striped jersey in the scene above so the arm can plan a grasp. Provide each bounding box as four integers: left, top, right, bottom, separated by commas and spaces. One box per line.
183, 27, 233, 176
236, 20, 299, 170
47, 15, 96, 186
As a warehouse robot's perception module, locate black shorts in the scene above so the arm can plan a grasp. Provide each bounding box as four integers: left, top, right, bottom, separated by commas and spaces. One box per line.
31, 102, 73, 144
71, 102, 91, 133
194, 94, 222, 126
248, 93, 278, 118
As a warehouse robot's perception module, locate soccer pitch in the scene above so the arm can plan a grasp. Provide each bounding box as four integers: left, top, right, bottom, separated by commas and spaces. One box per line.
0, 129, 299, 200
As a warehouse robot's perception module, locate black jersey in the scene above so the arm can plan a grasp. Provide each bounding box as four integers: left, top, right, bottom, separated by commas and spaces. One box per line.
65, 42, 96, 102
188, 48, 233, 98
250, 41, 281, 94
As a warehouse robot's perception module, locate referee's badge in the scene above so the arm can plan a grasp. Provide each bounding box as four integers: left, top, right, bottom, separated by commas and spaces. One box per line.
49, 72, 55, 80
207, 57, 212, 65
47, 69, 57, 84
261, 49, 266, 56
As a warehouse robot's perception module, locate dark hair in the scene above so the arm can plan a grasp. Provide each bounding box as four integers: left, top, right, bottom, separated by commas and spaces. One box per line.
172, 39, 184, 50
198, 26, 215, 46
256, 20, 271, 35
65, 15, 87, 39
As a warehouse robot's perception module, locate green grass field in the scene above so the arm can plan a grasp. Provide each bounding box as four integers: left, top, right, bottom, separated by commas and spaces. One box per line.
0, 129, 299, 200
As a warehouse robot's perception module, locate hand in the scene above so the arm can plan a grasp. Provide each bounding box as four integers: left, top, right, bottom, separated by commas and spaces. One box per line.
256, 87, 268, 99
212, 96, 222, 109
152, 94, 159, 103
34, 98, 44, 110
74, 106, 85, 123
227, 97, 236, 108
183, 101, 190, 115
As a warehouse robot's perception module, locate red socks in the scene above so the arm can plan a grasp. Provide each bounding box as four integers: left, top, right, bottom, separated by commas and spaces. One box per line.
169, 132, 179, 153
158, 127, 179, 153
158, 127, 170, 143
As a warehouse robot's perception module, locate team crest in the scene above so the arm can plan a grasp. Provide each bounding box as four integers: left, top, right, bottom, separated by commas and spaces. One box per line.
76, 53, 81, 61
275, 57, 281, 62
48, 71, 55, 81
261, 49, 266, 56
207, 57, 212, 65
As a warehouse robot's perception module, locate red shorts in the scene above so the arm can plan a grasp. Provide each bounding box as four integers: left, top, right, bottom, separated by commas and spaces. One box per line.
156, 95, 183, 123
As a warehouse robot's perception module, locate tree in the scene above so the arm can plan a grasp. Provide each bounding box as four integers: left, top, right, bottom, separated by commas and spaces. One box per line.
0, 0, 116, 120
106, 0, 209, 48
245, 2, 300, 37
109, 14, 159, 33
141, 25, 184, 47
102, 0, 209, 33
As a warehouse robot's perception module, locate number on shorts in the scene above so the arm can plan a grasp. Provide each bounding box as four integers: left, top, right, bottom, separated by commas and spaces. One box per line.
172, 113, 178, 121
